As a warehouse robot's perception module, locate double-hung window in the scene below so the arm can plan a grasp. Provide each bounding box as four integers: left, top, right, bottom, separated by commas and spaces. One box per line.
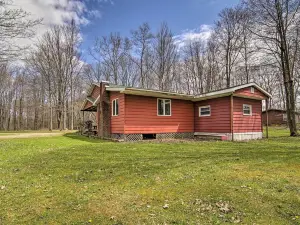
157, 99, 171, 116
199, 105, 211, 117
112, 99, 119, 116
243, 104, 252, 116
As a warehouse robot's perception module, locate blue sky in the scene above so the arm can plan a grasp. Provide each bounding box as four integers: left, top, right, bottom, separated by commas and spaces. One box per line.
80, 0, 239, 60
16, 0, 240, 62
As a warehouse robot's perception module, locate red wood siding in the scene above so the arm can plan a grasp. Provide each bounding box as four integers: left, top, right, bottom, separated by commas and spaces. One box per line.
110, 92, 125, 133
262, 110, 300, 125
83, 101, 92, 110
124, 95, 194, 134
233, 97, 262, 133
235, 87, 267, 99
262, 111, 284, 125
91, 86, 100, 99
194, 97, 231, 133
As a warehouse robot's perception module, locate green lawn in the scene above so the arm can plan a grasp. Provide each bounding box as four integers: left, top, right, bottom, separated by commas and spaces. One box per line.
0, 128, 300, 224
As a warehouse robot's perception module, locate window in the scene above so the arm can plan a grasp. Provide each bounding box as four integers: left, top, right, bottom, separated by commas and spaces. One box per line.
112, 99, 119, 116
199, 105, 211, 117
251, 87, 255, 93
157, 99, 171, 116
243, 104, 252, 116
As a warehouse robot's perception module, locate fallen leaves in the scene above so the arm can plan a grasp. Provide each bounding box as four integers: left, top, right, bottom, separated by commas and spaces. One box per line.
163, 203, 169, 209
216, 201, 232, 213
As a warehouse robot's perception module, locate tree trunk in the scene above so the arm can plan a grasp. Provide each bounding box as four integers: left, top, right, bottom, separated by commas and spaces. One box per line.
275, 0, 298, 136
13, 99, 17, 131
19, 96, 23, 130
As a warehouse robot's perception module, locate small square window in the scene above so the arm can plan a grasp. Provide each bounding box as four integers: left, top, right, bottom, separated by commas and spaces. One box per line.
283, 114, 287, 122
199, 106, 211, 117
250, 87, 255, 93
243, 104, 252, 116
112, 99, 119, 116
157, 99, 171, 116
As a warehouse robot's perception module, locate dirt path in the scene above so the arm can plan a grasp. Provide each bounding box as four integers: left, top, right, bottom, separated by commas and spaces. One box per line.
0, 132, 68, 140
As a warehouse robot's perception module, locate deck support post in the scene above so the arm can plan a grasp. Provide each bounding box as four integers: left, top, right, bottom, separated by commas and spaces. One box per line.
266, 98, 269, 139
230, 94, 234, 141
82, 111, 85, 135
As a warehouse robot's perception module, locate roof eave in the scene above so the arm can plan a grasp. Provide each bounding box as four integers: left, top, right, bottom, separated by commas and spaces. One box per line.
105, 83, 272, 100
106, 87, 126, 92
121, 89, 194, 100
235, 83, 272, 98
193, 92, 233, 101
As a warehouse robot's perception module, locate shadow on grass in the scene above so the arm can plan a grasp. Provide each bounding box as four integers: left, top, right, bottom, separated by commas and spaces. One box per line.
63, 133, 109, 143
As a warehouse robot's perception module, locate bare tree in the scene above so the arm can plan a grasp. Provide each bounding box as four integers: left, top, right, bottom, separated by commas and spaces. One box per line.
183, 40, 206, 94
239, 6, 255, 83
131, 23, 154, 88
90, 33, 131, 85
27, 22, 82, 130
215, 6, 244, 87
153, 23, 177, 90
0, 0, 41, 62
206, 36, 222, 92
245, 0, 300, 136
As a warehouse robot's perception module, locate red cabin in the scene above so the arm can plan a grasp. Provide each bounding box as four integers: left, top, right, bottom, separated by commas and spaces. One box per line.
82, 81, 271, 141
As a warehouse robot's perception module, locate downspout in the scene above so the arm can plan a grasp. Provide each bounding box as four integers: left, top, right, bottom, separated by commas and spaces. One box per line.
230, 94, 234, 141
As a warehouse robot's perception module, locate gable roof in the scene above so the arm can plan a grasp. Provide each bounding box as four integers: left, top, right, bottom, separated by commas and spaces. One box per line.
82, 82, 271, 111
81, 84, 100, 111
106, 83, 271, 101
193, 83, 272, 101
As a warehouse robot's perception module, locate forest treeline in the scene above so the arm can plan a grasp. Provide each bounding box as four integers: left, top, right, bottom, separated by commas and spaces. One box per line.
0, 0, 299, 135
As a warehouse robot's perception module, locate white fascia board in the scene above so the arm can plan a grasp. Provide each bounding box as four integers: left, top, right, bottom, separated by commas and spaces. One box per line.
192, 92, 233, 101
121, 89, 194, 100
93, 95, 100, 106
106, 87, 126, 92
124, 88, 194, 98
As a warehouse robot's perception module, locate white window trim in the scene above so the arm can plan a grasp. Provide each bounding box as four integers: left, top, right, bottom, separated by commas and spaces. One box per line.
250, 87, 255, 93
157, 98, 172, 116
112, 98, 119, 116
243, 104, 252, 116
199, 105, 211, 117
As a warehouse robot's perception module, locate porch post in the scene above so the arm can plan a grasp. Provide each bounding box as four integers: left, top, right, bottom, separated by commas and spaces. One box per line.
230, 94, 234, 141
266, 98, 269, 139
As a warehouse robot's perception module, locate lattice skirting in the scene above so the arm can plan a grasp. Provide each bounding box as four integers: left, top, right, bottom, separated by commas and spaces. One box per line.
111, 132, 194, 142
156, 132, 194, 140
124, 134, 143, 142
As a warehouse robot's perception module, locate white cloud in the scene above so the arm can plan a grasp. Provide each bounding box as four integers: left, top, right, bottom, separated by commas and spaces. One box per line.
173, 24, 213, 49
13, 0, 96, 26
4, 0, 111, 64
10, 0, 111, 44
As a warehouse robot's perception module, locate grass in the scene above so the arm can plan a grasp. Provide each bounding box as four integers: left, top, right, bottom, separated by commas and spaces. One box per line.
0, 127, 300, 224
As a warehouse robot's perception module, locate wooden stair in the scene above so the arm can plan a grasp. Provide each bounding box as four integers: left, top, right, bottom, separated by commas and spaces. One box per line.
194, 132, 228, 141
